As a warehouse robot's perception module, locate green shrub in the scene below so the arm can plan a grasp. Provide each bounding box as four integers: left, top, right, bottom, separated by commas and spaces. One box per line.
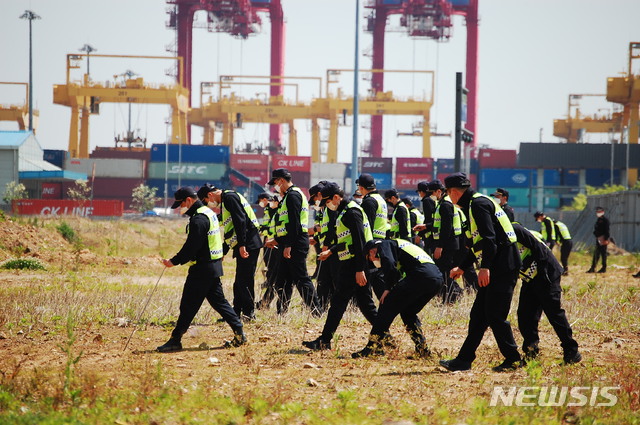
57, 221, 78, 243
1, 258, 46, 270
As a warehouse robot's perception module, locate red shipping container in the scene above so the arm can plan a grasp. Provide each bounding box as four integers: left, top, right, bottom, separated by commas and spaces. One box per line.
12, 199, 123, 217
90, 147, 151, 161
289, 171, 311, 191
396, 157, 434, 174
92, 178, 145, 198
271, 155, 311, 172
478, 149, 517, 169
436, 173, 477, 190
360, 157, 393, 173
395, 173, 431, 189
230, 153, 270, 171
41, 183, 62, 199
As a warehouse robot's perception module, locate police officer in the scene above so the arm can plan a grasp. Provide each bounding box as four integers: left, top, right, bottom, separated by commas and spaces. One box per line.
402, 197, 424, 246
384, 189, 412, 242
266, 168, 321, 315
198, 183, 262, 321
534, 211, 556, 249
429, 179, 465, 303
414, 181, 436, 255
303, 182, 378, 350
553, 218, 573, 276
512, 222, 581, 364
255, 193, 279, 310
157, 187, 246, 352
439, 173, 523, 372
586, 206, 610, 273
352, 190, 364, 205
351, 238, 443, 358
491, 188, 515, 222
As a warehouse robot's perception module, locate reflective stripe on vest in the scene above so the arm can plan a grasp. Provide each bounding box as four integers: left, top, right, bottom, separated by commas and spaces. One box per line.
389, 201, 412, 240
335, 201, 373, 261
275, 187, 309, 238
410, 207, 425, 227
192, 206, 224, 260
261, 207, 273, 237
318, 207, 331, 246
396, 239, 434, 264
540, 217, 556, 242
517, 229, 547, 282
554, 220, 572, 241
221, 190, 259, 249
432, 196, 462, 240
469, 193, 517, 262
368, 193, 391, 239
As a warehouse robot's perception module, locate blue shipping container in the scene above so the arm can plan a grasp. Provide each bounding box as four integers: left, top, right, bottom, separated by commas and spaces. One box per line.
479, 168, 560, 189
449, 0, 471, 6
43, 149, 68, 168
369, 172, 392, 189
150, 144, 230, 164
561, 169, 580, 187
586, 168, 621, 187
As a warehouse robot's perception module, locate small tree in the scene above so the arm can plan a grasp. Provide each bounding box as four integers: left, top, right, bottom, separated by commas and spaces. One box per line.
67, 180, 91, 201
130, 183, 159, 212
3, 181, 28, 204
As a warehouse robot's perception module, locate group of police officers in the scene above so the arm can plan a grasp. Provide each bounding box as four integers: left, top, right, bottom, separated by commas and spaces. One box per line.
157, 167, 581, 372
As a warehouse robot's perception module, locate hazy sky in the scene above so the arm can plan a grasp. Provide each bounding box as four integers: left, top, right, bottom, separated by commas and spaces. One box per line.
1, 0, 639, 162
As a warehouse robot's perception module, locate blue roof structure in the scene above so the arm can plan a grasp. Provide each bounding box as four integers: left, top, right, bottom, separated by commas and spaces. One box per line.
0, 131, 32, 149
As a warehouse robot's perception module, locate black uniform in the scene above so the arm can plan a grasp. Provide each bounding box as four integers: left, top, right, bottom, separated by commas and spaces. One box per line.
434, 197, 463, 303
256, 205, 279, 310
274, 186, 321, 315
420, 195, 437, 255
540, 217, 556, 249
453, 189, 522, 366
502, 203, 515, 222
513, 223, 580, 362
361, 190, 387, 299
316, 207, 339, 311
589, 214, 610, 272
390, 201, 412, 242
222, 191, 262, 319
168, 200, 243, 342
353, 239, 443, 358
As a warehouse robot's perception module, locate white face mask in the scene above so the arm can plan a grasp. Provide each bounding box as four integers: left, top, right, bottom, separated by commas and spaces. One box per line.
430, 195, 438, 201
315, 199, 321, 207
179, 206, 188, 215
372, 259, 382, 268
274, 184, 282, 194
596, 212, 604, 218
311, 205, 321, 212
354, 198, 362, 205
326, 200, 338, 211
208, 201, 219, 209
259, 201, 267, 208
269, 202, 277, 209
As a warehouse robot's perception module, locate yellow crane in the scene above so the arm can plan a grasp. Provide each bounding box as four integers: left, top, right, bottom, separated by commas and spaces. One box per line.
552, 94, 622, 143
53, 54, 189, 158
0, 82, 39, 132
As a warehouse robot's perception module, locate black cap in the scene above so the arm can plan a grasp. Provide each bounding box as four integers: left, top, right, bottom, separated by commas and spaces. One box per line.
444, 172, 471, 189
363, 239, 383, 255
401, 197, 413, 207
308, 182, 326, 203
355, 173, 376, 190
171, 186, 197, 209
416, 181, 430, 193
267, 168, 292, 186
320, 182, 343, 206
427, 179, 444, 191
595, 206, 605, 211
196, 183, 217, 201
534, 211, 544, 218
256, 192, 273, 203
353, 190, 363, 197
384, 189, 399, 199
492, 188, 509, 198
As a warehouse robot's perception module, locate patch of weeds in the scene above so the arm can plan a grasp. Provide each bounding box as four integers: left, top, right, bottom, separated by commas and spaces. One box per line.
56, 222, 79, 244
1, 258, 46, 271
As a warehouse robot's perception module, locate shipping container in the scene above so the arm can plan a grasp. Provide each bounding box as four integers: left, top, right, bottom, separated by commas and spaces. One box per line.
478, 149, 517, 169
41, 183, 62, 199
229, 169, 269, 187
271, 155, 311, 172
395, 173, 431, 189
289, 171, 311, 190
586, 168, 621, 187
90, 147, 151, 161
395, 191, 422, 208
230, 153, 269, 171
561, 169, 580, 186
434, 158, 478, 174
65, 158, 146, 179
369, 172, 392, 189
478, 168, 560, 189
396, 157, 434, 175
360, 157, 393, 174
91, 177, 145, 199
146, 179, 225, 197
479, 187, 561, 209
150, 144, 230, 164
311, 162, 347, 181
147, 162, 227, 181
12, 199, 123, 217
43, 150, 68, 168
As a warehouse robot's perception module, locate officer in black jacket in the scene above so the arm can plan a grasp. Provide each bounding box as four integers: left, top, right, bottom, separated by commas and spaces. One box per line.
157, 187, 245, 352
491, 188, 515, 222
414, 181, 436, 255
439, 173, 523, 372
198, 184, 262, 321
384, 189, 412, 242
512, 222, 581, 364
586, 206, 610, 273
351, 239, 443, 358
255, 194, 280, 310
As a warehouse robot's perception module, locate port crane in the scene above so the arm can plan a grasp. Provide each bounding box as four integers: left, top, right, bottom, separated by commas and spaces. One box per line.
0, 82, 39, 132
553, 94, 622, 143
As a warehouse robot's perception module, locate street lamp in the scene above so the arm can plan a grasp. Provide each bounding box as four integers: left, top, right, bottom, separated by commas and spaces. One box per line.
20, 9, 41, 132
350, 0, 361, 192
79, 44, 97, 78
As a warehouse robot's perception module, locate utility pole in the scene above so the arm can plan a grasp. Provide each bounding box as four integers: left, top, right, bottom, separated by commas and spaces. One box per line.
350, 0, 361, 192
455, 72, 473, 172
79, 44, 97, 78
20, 10, 41, 132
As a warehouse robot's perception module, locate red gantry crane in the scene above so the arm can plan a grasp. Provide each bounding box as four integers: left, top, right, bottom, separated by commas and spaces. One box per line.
365, 0, 478, 157
167, 0, 284, 150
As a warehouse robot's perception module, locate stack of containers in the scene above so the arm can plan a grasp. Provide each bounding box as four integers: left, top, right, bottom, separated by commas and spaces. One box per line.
42, 150, 70, 199
146, 144, 229, 202
435, 158, 478, 188
63, 157, 146, 208
271, 155, 312, 197
229, 153, 270, 188
359, 157, 393, 190
395, 157, 434, 204
478, 168, 561, 209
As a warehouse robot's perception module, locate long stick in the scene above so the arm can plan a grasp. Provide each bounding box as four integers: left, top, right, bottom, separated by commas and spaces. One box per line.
123, 266, 167, 352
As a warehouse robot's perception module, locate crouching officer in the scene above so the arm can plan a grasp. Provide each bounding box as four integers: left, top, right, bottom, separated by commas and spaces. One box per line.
157, 187, 246, 352
351, 239, 443, 358
513, 222, 581, 364
303, 182, 378, 350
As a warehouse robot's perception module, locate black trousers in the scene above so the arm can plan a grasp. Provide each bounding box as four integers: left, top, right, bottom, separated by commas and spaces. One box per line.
517, 274, 579, 357
320, 259, 378, 342
316, 254, 339, 311
591, 240, 607, 270
435, 249, 462, 303
257, 246, 279, 309
560, 240, 572, 270
275, 246, 321, 315
456, 269, 521, 363
367, 268, 387, 301
369, 263, 443, 347
232, 247, 260, 317
171, 263, 243, 340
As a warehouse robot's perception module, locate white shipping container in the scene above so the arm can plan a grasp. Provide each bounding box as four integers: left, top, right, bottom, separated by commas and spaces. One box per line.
64, 158, 146, 179
311, 162, 347, 182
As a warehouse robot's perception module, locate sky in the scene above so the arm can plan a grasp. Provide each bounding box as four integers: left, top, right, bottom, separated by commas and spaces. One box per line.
1, 0, 639, 163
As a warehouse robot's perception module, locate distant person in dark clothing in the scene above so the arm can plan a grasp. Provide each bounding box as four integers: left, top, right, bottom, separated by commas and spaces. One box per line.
586, 206, 610, 273
534, 211, 556, 249
402, 197, 424, 246
255, 193, 279, 310
384, 189, 412, 242
414, 181, 436, 255
491, 188, 515, 222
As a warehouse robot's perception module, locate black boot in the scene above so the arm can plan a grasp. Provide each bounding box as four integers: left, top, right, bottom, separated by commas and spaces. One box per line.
351, 342, 384, 359
302, 337, 331, 351
223, 332, 247, 348
156, 337, 182, 353
439, 358, 472, 371
491, 359, 524, 372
